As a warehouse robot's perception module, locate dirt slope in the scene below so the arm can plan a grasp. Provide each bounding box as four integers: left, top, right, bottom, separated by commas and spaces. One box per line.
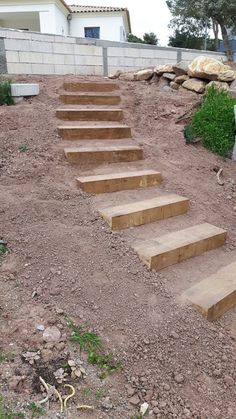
0, 75, 236, 419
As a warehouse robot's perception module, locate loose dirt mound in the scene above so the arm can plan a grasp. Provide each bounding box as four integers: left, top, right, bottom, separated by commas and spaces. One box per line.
1, 75, 236, 418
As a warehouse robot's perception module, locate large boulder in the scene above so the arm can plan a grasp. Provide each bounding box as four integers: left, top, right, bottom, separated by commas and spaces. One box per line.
119, 72, 136, 81
206, 80, 229, 92
173, 62, 188, 76
108, 70, 121, 79
155, 64, 174, 75
135, 68, 154, 81
175, 74, 189, 84
182, 78, 206, 94
188, 56, 235, 82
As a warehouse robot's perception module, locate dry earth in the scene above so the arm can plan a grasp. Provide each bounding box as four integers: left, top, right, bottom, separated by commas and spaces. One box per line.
1, 75, 236, 419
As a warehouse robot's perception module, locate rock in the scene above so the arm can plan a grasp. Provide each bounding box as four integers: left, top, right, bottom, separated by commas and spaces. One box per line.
119, 72, 136, 81
230, 79, 236, 98
9, 376, 25, 391
155, 64, 174, 75
162, 72, 176, 81
41, 349, 54, 362
135, 68, 154, 81
129, 394, 140, 406
140, 402, 149, 416
174, 373, 184, 384
170, 81, 179, 91
182, 78, 206, 94
43, 326, 61, 343
108, 70, 121, 79
170, 331, 179, 339
224, 375, 234, 386
188, 56, 235, 82
206, 80, 229, 92
37, 325, 45, 331
173, 62, 189, 76
163, 383, 171, 391
126, 385, 135, 397
175, 74, 189, 84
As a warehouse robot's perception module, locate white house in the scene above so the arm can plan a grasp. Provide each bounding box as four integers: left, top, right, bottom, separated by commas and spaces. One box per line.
0, 0, 131, 42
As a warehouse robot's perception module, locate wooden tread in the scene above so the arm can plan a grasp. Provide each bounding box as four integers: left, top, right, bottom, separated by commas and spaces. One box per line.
56, 109, 123, 121
100, 194, 189, 230
183, 262, 236, 321
63, 82, 119, 92
64, 145, 143, 165
76, 170, 162, 194
134, 223, 227, 270
60, 94, 121, 106
58, 125, 131, 140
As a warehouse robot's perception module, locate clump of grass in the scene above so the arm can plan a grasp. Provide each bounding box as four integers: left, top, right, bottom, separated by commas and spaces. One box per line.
0, 79, 14, 106
0, 352, 12, 363
18, 144, 28, 153
185, 86, 236, 157
0, 240, 7, 256
65, 315, 121, 377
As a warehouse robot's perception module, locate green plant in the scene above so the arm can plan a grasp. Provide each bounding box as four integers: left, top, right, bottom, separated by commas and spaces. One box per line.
65, 316, 102, 353
18, 144, 28, 153
0, 352, 11, 363
0, 80, 14, 106
95, 389, 104, 401
27, 403, 45, 418
185, 86, 236, 157
65, 316, 121, 377
0, 241, 7, 256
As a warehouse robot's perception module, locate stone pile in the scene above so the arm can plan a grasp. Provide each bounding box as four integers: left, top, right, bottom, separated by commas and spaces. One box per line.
109, 56, 236, 94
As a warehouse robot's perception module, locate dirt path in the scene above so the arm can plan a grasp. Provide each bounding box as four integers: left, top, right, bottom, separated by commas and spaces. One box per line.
1, 75, 236, 418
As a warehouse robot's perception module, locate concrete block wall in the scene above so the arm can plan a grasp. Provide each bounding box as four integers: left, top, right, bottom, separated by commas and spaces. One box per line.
0, 28, 226, 76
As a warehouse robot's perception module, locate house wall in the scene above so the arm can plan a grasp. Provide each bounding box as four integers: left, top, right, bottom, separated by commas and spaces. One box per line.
70, 13, 126, 42
0, 1, 68, 35
0, 28, 227, 76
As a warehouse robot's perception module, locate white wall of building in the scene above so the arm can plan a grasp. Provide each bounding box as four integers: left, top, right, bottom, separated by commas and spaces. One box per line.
0, 2, 68, 35
70, 13, 127, 42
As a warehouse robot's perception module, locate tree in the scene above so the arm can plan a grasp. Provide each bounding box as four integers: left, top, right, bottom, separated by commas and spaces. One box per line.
168, 16, 210, 49
143, 32, 159, 45
127, 33, 143, 43
166, 0, 236, 60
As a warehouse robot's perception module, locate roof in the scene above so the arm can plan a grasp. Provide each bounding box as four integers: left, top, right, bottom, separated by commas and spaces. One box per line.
70, 5, 127, 13
70, 4, 131, 32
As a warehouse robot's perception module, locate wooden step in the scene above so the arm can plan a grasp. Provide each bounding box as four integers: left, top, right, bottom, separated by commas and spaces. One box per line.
64, 145, 143, 165
134, 223, 227, 270
76, 170, 162, 194
183, 262, 236, 321
58, 125, 131, 140
56, 109, 123, 121
100, 194, 189, 230
60, 94, 121, 106
63, 82, 119, 92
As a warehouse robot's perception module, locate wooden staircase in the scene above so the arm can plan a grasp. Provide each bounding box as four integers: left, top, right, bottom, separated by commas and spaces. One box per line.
56, 80, 235, 322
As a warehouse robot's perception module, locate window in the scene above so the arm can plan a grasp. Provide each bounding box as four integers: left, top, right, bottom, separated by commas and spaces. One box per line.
84, 27, 100, 39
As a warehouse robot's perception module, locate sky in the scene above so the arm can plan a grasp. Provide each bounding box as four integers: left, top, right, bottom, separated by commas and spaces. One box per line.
66, 0, 172, 46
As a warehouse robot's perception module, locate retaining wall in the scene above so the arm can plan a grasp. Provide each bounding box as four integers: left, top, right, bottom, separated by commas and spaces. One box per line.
0, 28, 226, 76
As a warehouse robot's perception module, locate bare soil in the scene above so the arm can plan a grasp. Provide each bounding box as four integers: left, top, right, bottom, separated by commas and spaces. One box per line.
1, 75, 236, 419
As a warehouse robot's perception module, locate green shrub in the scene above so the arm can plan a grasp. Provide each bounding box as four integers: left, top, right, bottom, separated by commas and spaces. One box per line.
0, 79, 14, 106
185, 86, 236, 157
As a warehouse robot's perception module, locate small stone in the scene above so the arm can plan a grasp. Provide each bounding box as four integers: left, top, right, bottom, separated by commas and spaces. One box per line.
160, 401, 167, 408
140, 402, 149, 416
41, 349, 54, 363
43, 326, 61, 343
214, 408, 221, 417
213, 369, 222, 378
129, 394, 140, 406
174, 373, 184, 384
224, 375, 234, 386
170, 331, 179, 339
126, 386, 135, 397
37, 325, 45, 332
163, 383, 170, 391
56, 308, 64, 315
153, 407, 160, 414
151, 400, 158, 407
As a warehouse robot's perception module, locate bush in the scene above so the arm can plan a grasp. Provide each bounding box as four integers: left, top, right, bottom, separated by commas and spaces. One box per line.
0, 79, 14, 106
185, 86, 236, 157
